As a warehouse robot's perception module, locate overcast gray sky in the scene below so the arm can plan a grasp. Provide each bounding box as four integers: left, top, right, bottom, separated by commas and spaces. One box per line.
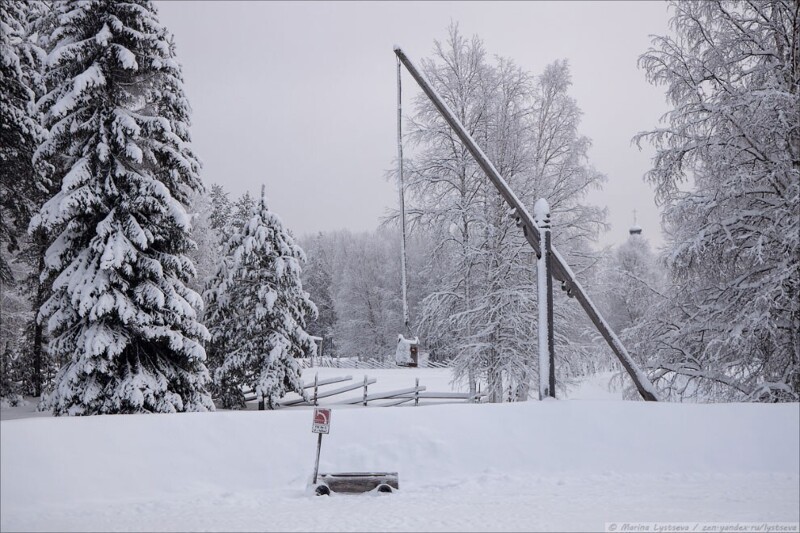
156, 1, 672, 248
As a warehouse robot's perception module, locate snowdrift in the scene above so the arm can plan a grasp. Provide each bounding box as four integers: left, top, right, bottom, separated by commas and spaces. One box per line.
3, 398, 799, 531
2, 401, 797, 508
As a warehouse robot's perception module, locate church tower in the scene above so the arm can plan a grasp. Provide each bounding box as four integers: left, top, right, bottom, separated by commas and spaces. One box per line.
629, 209, 642, 236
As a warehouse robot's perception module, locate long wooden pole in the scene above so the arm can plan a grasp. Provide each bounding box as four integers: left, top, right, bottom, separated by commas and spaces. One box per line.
397, 56, 411, 334
393, 46, 659, 402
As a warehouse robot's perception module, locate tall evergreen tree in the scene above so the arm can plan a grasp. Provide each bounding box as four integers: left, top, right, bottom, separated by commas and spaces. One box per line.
205, 186, 317, 409
231, 191, 255, 233
208, 183, 233, 233
0, 2, 43, 284
1, 1, 51, 399
31, 0, 213, 414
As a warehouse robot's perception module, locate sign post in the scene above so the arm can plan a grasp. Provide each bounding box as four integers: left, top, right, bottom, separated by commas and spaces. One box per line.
311, 408, 331, 485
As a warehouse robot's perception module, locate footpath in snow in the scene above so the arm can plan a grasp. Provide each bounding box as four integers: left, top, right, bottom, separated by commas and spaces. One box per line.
1, 370, 798, 532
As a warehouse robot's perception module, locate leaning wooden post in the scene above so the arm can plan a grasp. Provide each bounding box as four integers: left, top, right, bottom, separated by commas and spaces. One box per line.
534, 199, 556, 400
313, 372, 319, 406
363, 375, 369, 406
415, 377, 420, 407
396, 54, 411, 334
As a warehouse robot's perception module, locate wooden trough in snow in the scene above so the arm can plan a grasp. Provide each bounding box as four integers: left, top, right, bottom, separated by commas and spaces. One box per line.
314, 472, 399, 496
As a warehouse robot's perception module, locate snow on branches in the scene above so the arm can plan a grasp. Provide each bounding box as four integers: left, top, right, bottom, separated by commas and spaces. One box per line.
31, 0, 212, 415
205, 187, 317, 409
407, 25, 605, 401
634, 0, 800, 402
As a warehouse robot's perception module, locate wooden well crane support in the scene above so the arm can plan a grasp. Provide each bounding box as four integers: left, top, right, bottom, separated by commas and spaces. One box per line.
393, 46, 660, 402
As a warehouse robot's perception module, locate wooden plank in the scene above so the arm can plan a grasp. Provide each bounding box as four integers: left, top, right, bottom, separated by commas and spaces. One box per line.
337, 385, 425, 405
280, 378, 377, 406
378, 396, 414, 407
392, 391, 485, 400
301, 375, 352, 389
318, 472, 398, 493
242, 375, 353, 402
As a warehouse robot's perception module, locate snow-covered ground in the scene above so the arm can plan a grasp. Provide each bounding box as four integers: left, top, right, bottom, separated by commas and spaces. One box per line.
2, 369, 798, 532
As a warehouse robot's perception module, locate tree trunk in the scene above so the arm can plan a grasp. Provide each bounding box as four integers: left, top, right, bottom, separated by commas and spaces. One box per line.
32, 255, 46, 397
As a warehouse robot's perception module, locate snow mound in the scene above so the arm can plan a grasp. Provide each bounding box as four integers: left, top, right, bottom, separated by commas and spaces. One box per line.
3, 401, 797, 501
2, 400, 798, 531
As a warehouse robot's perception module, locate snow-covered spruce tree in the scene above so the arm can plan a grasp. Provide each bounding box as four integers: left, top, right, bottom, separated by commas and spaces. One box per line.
230, 191, 255, 234
0, 1, 45, 288
634, 0, 799, 401
1, 1, 52, 399
31, 0, 214, 415
205, 187, 317, 409
208, 183, 233, 234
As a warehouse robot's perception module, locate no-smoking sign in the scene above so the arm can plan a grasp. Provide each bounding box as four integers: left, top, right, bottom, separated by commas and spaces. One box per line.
312, 408, 331, 434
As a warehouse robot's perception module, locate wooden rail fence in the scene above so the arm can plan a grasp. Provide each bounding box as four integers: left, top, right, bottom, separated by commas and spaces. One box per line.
241, 372, 484, 407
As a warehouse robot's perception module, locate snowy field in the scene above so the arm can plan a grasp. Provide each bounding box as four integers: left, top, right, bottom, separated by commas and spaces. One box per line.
1, 369, 798, 532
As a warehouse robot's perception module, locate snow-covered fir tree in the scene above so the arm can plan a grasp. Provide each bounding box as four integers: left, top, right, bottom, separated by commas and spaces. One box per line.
205, 186, 317, 409
1, 1, 52, 400
0, 1, 45, 290
634, 0, 799, 401
231, 191, 255, 234
208, 183, 233, 233
31, 0, 214, 415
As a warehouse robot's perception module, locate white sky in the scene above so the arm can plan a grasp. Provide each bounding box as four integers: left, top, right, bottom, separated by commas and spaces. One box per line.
156, 1, 672, 248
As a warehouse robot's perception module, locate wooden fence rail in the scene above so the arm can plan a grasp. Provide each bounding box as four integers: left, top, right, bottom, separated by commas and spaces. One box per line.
298, 357, 453, 370
240, 369, 477, 409
280, 377, 377, 407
